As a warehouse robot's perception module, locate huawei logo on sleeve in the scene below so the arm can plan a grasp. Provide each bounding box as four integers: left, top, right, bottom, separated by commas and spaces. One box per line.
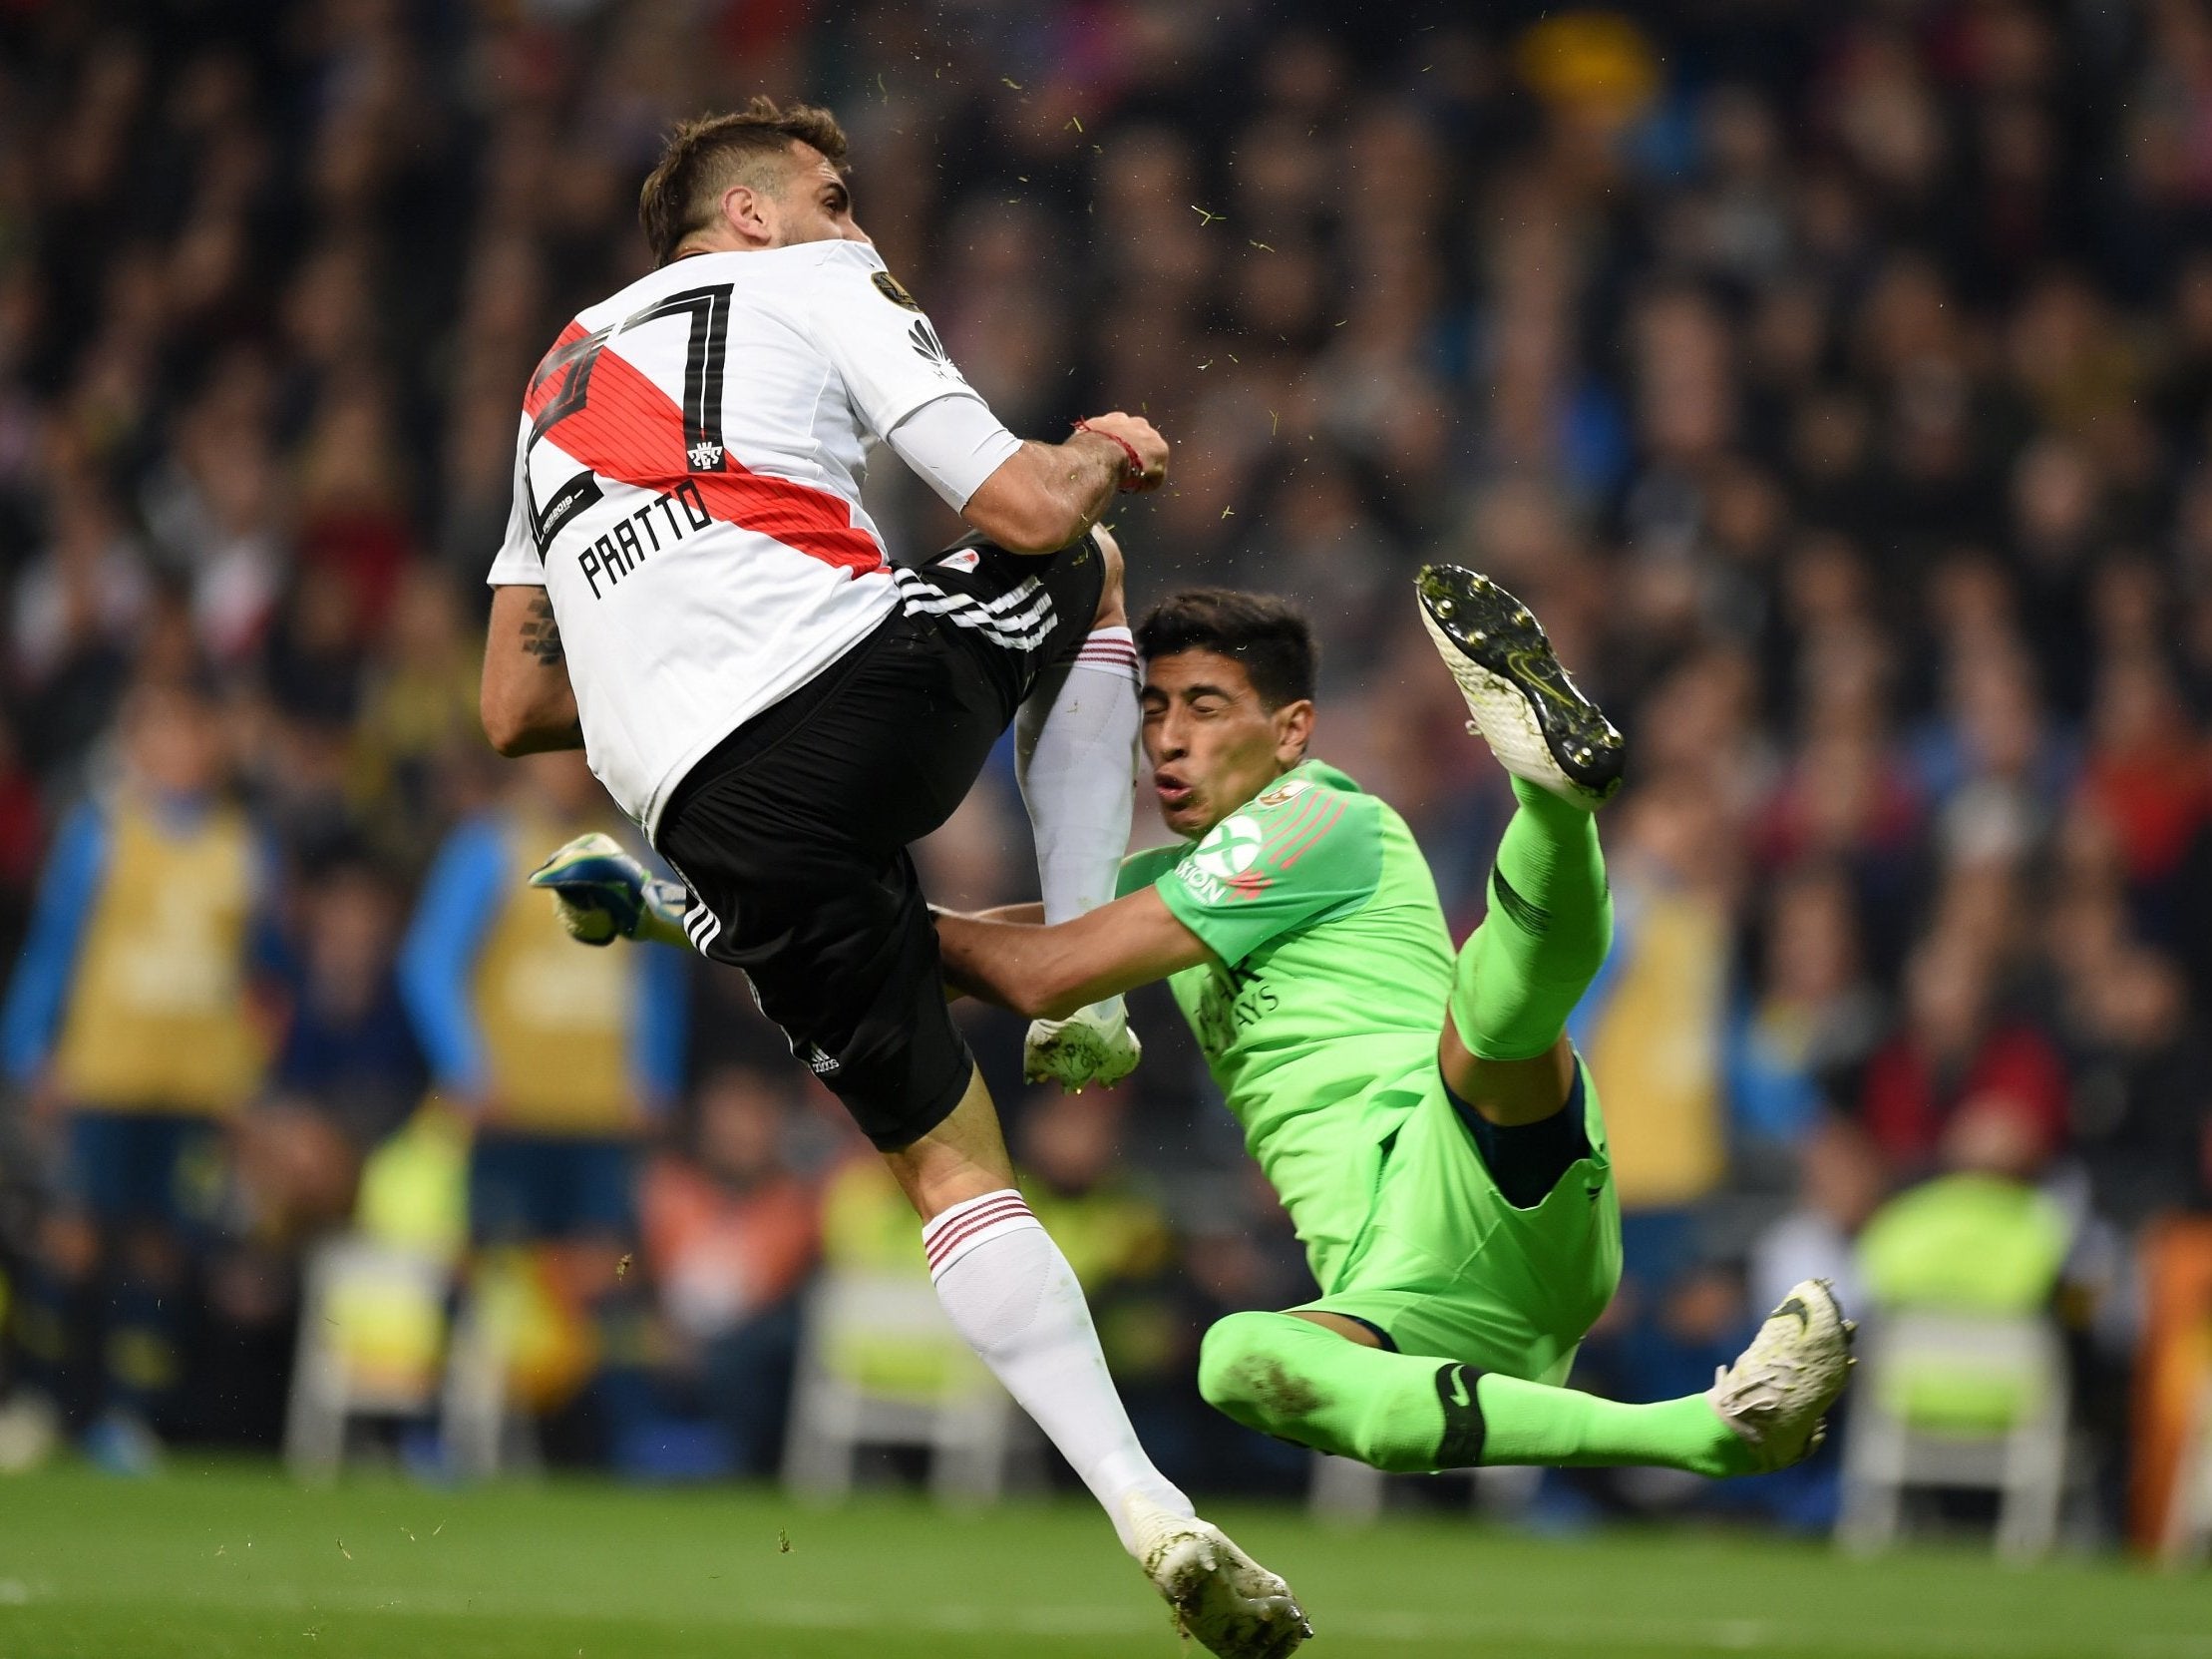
908, 319, 965, 382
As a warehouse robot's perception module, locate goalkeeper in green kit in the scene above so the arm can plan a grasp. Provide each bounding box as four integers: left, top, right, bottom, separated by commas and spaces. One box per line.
543, 567, 1853, 1481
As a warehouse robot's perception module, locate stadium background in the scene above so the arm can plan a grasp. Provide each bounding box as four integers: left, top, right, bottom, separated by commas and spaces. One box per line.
0, 0, 2210, 1601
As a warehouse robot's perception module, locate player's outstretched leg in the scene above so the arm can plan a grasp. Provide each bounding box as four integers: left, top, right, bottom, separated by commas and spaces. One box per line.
1015, 528, 1142, 1090
1199, 1279, 1854, 1476
908, 1081, 1309, 1659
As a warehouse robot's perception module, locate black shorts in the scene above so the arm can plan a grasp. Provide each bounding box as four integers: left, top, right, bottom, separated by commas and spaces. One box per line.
654, 533, 1106, 1151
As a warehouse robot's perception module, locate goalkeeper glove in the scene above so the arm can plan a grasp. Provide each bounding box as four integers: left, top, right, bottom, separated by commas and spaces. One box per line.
528, 833, 691, 948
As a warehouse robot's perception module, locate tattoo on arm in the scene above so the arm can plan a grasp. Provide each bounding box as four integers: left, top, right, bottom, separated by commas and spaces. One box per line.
520, 593, 564, 665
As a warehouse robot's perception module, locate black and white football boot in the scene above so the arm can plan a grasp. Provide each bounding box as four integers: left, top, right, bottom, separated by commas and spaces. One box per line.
1415, 565, 1627, 808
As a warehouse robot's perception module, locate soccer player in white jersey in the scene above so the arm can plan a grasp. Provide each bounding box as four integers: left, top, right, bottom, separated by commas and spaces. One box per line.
476, 98, 1305, 1658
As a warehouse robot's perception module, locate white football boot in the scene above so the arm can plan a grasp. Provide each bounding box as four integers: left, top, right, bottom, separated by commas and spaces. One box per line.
1415, 565, 1627, 808
1708, 1277, 1857, 1472
1124, 1496, 1311, 1659
1023, 1000, 1144, 1091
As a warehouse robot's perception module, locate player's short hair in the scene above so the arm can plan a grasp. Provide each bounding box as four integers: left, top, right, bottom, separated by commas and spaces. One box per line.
1137, 589, 1316, 708
638, 96, 851, 265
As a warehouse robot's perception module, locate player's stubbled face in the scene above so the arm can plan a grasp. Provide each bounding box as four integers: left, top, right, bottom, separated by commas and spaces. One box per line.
766, 146, 869, 247
1141, 649, 1296, 840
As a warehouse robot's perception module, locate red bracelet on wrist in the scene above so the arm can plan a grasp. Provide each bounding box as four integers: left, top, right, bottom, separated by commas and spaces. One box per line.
1073, 420, 1146, 490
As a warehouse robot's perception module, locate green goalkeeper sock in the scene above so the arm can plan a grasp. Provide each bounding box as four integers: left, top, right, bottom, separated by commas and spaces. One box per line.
1472, 1371, 1758, 1475
1200, 1311, 1456, 1472
1450, 777, 1613, 1061
1198, 1310, 1755, 1476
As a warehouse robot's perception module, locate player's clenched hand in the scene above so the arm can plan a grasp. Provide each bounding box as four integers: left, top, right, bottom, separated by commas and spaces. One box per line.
1077, 411, 1170, 493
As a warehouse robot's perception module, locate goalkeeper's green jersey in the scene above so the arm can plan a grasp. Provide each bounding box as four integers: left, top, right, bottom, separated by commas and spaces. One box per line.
1117, 759, 1454, 1280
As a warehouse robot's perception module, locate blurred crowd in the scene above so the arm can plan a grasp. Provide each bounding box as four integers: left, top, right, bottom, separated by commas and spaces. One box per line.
1, 0, 2210, 1549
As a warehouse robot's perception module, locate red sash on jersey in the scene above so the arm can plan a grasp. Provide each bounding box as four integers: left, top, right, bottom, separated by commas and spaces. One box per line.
527, 322, 883, 576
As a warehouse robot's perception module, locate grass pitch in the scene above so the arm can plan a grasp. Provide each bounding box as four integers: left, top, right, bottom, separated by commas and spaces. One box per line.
0, 1461, 2207, 1658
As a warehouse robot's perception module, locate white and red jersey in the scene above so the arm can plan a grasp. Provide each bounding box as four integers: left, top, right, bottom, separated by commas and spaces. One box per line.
488, 239, 1017, 834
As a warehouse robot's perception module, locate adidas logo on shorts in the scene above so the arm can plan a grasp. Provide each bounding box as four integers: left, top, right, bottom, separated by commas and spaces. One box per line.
804, 1045, 840, 1076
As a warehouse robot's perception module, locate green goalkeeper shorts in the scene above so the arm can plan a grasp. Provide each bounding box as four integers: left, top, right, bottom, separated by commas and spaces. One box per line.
1290, 1057, 1622, 1386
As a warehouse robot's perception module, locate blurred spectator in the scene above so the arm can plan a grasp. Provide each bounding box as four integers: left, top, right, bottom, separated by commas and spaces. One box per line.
2133, 1191, 2212, 1550
1568, 770, 1737, 1418
1726, 862, 1885, 1173
0, 679, 278, 1471
0, 723, 47, 967
2052, 944, 2209, 1231
269, 854, 424, 1143
346, 571, 481, 868
1016, 1090, 1185, 1463
1856, 930, 2067, 1179
1572, 771, 1734, 1236
642, 1064, 821, 1476
1856, 1098, 2075, 1432
1749, 1115, 1885, 1319
1907, 640, 2075, 872
398, 752, 686, 1460
1860, 1099, 2071, 1314
2075, 655, 2207, 919
242, 851, 424, 1245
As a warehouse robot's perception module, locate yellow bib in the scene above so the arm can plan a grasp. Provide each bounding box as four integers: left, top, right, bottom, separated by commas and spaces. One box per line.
1584, 886, 1728, 1209
472, 813, 636, 1132
53, 795, 263, 1114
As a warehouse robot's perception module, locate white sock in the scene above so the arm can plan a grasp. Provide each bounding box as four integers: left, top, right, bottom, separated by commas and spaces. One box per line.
1016, 627, 1141, 1024
923, 1189, 1193, 1552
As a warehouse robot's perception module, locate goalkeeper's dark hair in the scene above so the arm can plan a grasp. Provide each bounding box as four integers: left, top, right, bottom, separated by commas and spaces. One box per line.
638, 97, 851, 265
1137, 589, 1316, 708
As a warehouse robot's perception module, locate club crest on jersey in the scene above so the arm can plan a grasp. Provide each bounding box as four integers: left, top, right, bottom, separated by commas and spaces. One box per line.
688, 440, 726, 472
1255, 778, 1311, 808
937, 548, 982, 573
872, 269, 923, 310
